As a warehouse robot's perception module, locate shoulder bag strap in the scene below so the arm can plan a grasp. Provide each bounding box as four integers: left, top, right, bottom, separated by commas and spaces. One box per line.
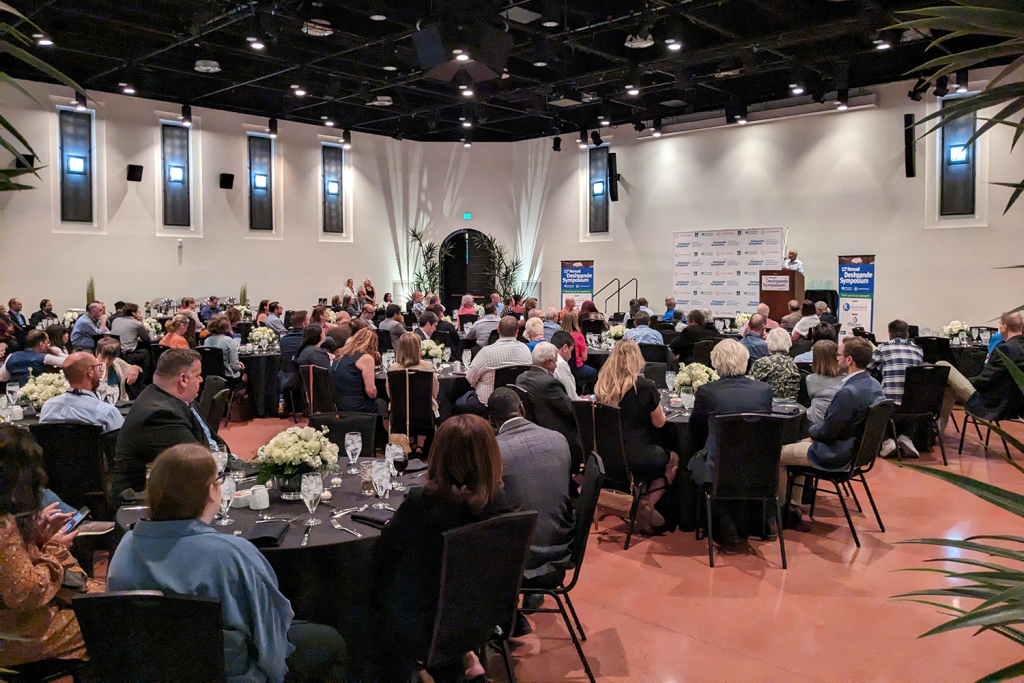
405, 369, 411, 434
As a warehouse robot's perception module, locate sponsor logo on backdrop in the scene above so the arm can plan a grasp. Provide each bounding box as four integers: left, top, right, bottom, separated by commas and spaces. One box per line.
748, 259, 764, 266
711, 299, 726, 306
711, 259, 727, 266
712, 240, 727, 247
711, 280, 725, 286
700, 271, 713, 276
748, 239, 765, 246
700, 290, 713, 296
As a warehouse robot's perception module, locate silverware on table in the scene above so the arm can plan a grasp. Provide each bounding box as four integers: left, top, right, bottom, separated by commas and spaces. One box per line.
255, 517, 298, 524
331, 504, 368, 519
300, 526, 312, 547
382, 504, 397, 512
331, 519, 362, 537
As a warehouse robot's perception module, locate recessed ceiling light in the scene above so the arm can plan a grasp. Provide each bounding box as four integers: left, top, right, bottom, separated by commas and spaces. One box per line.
541, 20, 558, 27
369, 13, 386, 21
194, 59, 221, 73
790, 83, 804, 95
122, 85, 136, 95
600, 120, 610, 126
383, 65, 397, 71
667, 42, 682, 51
452, 49, 463, 54
294, 89, 307, 97
462, 121, 472, 128
36, 35, 54, 47
874, 39, 891, 50
455, 54, 471, 62
627, 87, 640, 96
461, 89, 474, 97
248, 37, 265, 50
533, 60, 547, 67
325, 120, 335, 126
291, 84, 300, 89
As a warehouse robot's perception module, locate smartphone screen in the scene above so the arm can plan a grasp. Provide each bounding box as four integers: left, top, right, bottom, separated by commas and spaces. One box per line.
61, 507, 90, 535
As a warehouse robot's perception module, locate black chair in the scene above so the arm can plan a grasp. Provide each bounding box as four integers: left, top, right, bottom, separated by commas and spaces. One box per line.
520, 452, 604, 683
609, 312, 625, 323
958, 403, 1020, 460
29, 423, 117, 521
643, 362, 668, 389
298, 364, 335, 416
494, 365, 532, 390
309, 411, 377, 458
376, 328, 393, 352
487, 329, 499, 346
692, 339, 720, 366
508, 384, 535, 421
234, 321, 253, 344
796, 371, 811, 408
638, 343, 669, 364
786, 400, 894, 548
73, 591, 225, 683
0, 659, 82, 682
890, 364, 951, 465
580, 319, 605, 336
916, 336, 955, 365
957, 346, 988, 378
458, 313, 479, 330
387, 369, 437, 457
197, 374, 227, 428
206, 389, 231, 435
431, 331, 455, 352
698, 414, 788, 568
196, 347, 245, 426
796, 362, 812, 374
425, 511, 538, 683
279, 347, 303, 423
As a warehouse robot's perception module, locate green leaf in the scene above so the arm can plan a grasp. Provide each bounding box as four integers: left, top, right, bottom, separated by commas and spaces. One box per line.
967, 98, 1024, 146
0, 22, 32, 46
992, 347, 1024, 396
920, 602, 1024, 638
978, 659, 1024, 683
0, 177, 33, 191
897, 464, 1024, 518
991, 181, 1024, 213
0, 129, 36, 172
950, 0, 1024, 11
0, 40, 85, 96
988, 54, 1024, 91
900, 7, 1024, 37
0, 113, 35, 158
913, 40, 1024, 79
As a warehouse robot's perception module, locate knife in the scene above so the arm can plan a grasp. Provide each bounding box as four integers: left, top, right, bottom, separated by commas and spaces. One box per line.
300, 526, 312, 547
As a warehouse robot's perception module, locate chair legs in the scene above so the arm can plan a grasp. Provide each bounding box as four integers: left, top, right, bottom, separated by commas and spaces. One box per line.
856, 474, 885, 532
623, 485, 643, 550
704, 490, 714, 567
498, 635, 517, 683
933, 417, 948, 465
519, 590, 595, 683
563, 592, 586, 641
554, 594, 595, 683
775, 498, 787, 570
833, 481, 860, 548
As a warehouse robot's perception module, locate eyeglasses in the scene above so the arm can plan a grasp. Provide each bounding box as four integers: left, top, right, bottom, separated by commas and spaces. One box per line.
212, 471, 229, 485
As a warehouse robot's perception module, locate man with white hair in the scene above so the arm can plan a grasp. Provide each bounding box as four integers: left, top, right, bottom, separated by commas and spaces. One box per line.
784, 249, 804, 274
70, 301, 108, 350
815, 301, 838, 327
741, 303, 779, 335
516, 342, 584, 470
542, 307, 560, 342
661, 297, 683, 323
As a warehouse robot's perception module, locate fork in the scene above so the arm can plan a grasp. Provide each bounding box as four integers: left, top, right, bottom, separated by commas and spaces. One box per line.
331, 504, 368, 519
331, 519, 362, 537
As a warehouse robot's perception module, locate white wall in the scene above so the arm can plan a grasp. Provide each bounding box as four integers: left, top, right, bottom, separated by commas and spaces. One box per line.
1, 75, 1021, 329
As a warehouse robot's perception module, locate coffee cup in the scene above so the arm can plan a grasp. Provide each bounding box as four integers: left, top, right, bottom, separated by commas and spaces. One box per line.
249, 485, 270, 510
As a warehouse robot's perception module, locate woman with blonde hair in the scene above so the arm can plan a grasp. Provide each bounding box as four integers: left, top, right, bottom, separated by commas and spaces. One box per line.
330, 328, 383, 415
594, 339, 678, 532
95, 337, 144, 401
159, 314, 190, 349
749, 327, 800, 400
386, 332, 439, 414
806, 340, 844, 423
343, 279, 356, 300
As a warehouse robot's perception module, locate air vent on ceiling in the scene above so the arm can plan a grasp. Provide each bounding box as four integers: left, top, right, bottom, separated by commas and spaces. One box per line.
366, 95, 394, 107
501, 6, 541, 23
302, 20, 333, 37
194, 60, 221, 73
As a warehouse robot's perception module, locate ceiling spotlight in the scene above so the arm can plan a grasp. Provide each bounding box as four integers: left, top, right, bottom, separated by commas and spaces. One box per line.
324, 119, 335, 127
194, 59, 221, 73
75, 92, 87, 111
542, 20, 558, 27
247, 36, 265, 50
873, 35, 891, 50
533, 60, 548, 67
34, 33, 53, 47
633, 120, 646, 133
269, 117, 278, 138
369, 13, 386, 21
627, 87, 640, 96
383, 65, 397, 72
461, 89, 474, 97
725, 101, 748, 125
789, 83, 805, 95
836, 88, 849, 110
600, 119, 610, 127
120, 83, 136, 95
934, 75, 950, 97
591, 130, 603, 146
181, 104, 192, 127
652, 118, 662, 137
455, 53, 471, 62
295, 88, 307, 97
908, 77, 927, 102
462, 119, 472, 128
579, 130, 588, 149
342, 129, 352, 150
956, 68, 969, 93
668, 42, 682, 51
552, 136, 561, 152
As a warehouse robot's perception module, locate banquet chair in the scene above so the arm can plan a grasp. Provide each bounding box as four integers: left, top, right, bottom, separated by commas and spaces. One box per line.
29, 423, 117, 521
73, 591, 225, 683
376, 328, 393, 352
796, 371, 811, 408
638, 343, 669, 364
509, 384, 535, 421
520, 452, 604, 683
889, 364, 950, 465
785, 400, 894, 548
698, 414, 787, 568
0, 658, 83, 682
494, 365, 532, 390
957, 346, 988, 378
643, 362, 668, 389
404, 312, 418, 328
425, 511, 538, 683
278, 347, 304, 423
197, 375, 227, 426
299, 364, 335, 416
916, 336, 955, 365
796, 362, 813, 374
958, 404, 1020, 460
458, 313, 478, 330
431, 330, 455, 351
487, 329, 499, 345
580, 319, 605, 336
206, 389, 231, 435
196, 347, 246, 426
235, 321, 253, 344
387, 369, 436, 457
309, 411, 377, 458
692, 339, 720, 366
609, 312, 625, 323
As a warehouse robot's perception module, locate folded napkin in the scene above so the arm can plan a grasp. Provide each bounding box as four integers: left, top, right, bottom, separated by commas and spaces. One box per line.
246, 521, 289, 548
351, 512, 392, 530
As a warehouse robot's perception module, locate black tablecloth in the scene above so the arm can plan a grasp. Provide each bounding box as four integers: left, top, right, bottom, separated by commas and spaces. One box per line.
240, 352, 281, 418
952, 344, 988, 378
658, 394, 809, 456
12, 401, 132, 428
585, 348, 610, 371
374, 365, 471, 421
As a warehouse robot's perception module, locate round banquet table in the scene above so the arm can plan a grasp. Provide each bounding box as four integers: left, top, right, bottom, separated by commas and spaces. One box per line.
239, 351, 282, 418
951, 343, 988, 378
374, 364, 471, 421
584, 348, 610, 371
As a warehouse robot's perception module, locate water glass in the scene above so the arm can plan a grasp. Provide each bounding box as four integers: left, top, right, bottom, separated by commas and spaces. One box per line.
386, 444, 407, 492
462, 349, 472, 366
664, 371, 677, 393
216, 476, 236, 526
442, 347, 451, 363
211, 448, 228, 474
6, 385, 19, 409
371, 460, 391, 510
359, 461, 375, 496
982, 330, 991, 344
345, 432, 362, 474
300, 473, 323, 526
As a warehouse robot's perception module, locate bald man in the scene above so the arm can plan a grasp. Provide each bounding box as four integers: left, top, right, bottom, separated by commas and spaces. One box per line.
38, 352, 124, 433
741, 303, 780, 335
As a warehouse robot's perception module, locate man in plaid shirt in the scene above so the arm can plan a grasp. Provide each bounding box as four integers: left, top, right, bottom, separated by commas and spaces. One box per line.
869, 319, 924, 456
454, 316, 533, 415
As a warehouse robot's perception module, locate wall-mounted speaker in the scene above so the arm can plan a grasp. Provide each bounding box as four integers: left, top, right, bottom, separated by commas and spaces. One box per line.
219, 173, 234, 189
608, 153, 620, 202
14, 154, 35, 169
126, 164, 144, 182
904, 113, 916, 178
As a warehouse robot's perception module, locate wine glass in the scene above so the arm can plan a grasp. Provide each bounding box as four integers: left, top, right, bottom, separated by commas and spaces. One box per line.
982, 330, 991, 344
371, 460, 391, 509
216, 475, 236, 526
972, 328, 979, 343
345, 432, 362, 474
443, 347, 451, 363
211, 448, 228, 475
958, 330, 967, 346
386, 444, 407, 492
462, 349, 472, 366
665, 371, 677, 394
300, 473, 323, 526
6, 385, 20, 410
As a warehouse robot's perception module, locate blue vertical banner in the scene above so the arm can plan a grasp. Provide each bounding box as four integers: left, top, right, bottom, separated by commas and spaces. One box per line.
561, 260, 594, 307
838, 255, 875, 334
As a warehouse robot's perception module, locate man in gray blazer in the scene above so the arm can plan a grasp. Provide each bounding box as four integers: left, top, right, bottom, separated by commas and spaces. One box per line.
515, 342, 584, 472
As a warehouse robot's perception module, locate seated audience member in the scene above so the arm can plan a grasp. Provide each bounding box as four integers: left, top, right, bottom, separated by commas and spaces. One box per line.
38, 352, 124, 432
95, 337, 143, 402
330, 294, 343, 313
203, 314, 244, 379
108, 301, 126, 323
793, 323, 837, 363
505, 295, 525, 316
326, 324, 351, 352
791, 300, 820, 341
542, 307, 560, 342
159, 314, 191, 349
669, 309, 722, 364
594, 339, 678, 532
0, 424, 101, 670
578, 300, 606, 325
428, 304, 457, 342
868, 319, 923, 405
456, 294, 476, 326
816, 301, 838, 327
70, 301, 108, 350
456, 316, 532, 416
636, 298, 655, 316
516, 343, 584, 470
6, 298, 26, 335
110, 303, 151, 368
179, 297, 203, 333
523, 297, 538, 317
340, 295, 358, 319
749, 327, 800, 400
685, 339, 774, 544
490, 292, 505, 316
740, 303, 779, 335
0, 329, 66, 386
382, 293, 393, 306
624, 311, 663, 345
225, 306, 243, 338
662, 297, 683, 323
265, 302, 287, 336
739, 313, 770, 362
561, 311, 598, 389
386, 332, 439, 415
29, 299, 58, 328
359, 304, 377, 330
111, 349, 225, 501
779, 337, 885, 506
549, 331, 581, 397
524, 317, 545, 351
199, 296, 222, 323
309, 306, 330, 329
374, 415, 509, 681
330, 328, 384, 415
780, 299, 802, 332
415, 311, 438, 341
108, 445, 346, 683
256, 299, 270, 327
558, 296, 576, 322
278, 310, 308, 391
407, 290, 426, 318
46, 324, 70, 357
806, 340, 845, 424
464, 303, 500, 347
296, 324, 331, 371
379, 304, 407, 349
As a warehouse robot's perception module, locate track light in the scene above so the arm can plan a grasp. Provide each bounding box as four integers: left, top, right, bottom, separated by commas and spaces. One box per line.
652, 118, 662, 137
119, 83, 136, 95
342, 129, 352, 149
33, 33, 53, 47
269, 117, 278, 138
462, 131, 472, 148
579, 130, 588, 149
290, 84, 307, 97
789, 82, 804, 96
873, 37, 891, 50
591, 130, 604, 146
934, 75, 950, 98
633, 120, 646, 133
836, 88, 849, 110
956, 68, 969, 93
76, 92, 87, 111
461, 88, 474, 98
323, 117, 335, 127
908, 77, 928, 102
627, 86, 640, 96
552, 136, 561, 152
725, 101, 747, 125
247, 35, 265, 50
181, 104, 192, 127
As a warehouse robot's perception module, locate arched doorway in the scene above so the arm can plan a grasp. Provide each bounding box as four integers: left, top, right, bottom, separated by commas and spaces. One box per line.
440, 229, 491, 313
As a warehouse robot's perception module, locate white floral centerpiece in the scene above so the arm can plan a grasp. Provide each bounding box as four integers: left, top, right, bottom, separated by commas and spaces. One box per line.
62, 311, 80, 326
442, 315, 453, 324
473, 303, 485, 316
328, 310, 337, 324
675, 321, 685, 332
942, 320, 968, 337
421, 339, 444, 360
18, 373, 70, 411
607, 324, 625, 340
256, 426, 340, 497
144, 317, 164, 339
734, 312, 751, 327
674, 362, 720, 393
249, 327, 278, 349
234, 304, 252, 320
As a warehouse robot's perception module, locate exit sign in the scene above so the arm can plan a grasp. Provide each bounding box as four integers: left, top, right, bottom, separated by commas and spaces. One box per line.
463, 212, 472, 220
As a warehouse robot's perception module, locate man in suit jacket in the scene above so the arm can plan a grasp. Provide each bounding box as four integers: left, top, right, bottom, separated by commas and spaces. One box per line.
963, 312, 1024, 421
277, 310, 308, 391
516, 343, 584, 472
669, 309, 722, 363
111, 348, 226, 501
779, 336, 885, 503
415, 311, 437, 341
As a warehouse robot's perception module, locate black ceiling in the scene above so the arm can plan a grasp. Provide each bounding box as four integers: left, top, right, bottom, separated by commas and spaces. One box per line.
1, 0, 1004, 142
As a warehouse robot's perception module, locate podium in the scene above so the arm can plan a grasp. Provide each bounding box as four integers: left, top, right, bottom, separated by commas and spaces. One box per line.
759, 270, 804, 322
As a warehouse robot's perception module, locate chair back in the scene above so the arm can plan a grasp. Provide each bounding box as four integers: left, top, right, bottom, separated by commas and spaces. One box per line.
494, 365, 532, 390
487, 329, 499, 346
459, 314, 478, 329
197, 375, 227, 421
708, 414, 786, 500
73, 591, 225, 683
796, 362, 812, 374
151, 344, 171, 371
386, 369, 435, 432
643, 362, 668, 389
639, 343, 669, 363
299, 364, 335, 415
796, 371, 811, 408
897, 364, 950, 416
404, 312, 418, 328
29, 423, 116, 520
376, 329, 393, 352
568, 453, 605, 573
851, 400, 895, 471
509, 384, 535, 421
426, 511, 538, 666
308, 412, 376, 458
609, 312, 625, 323
692, 339, 719, 366
580, 319, 605, 336
431, 331, 454, 352
958, 347, 988, 378
283, 310, 293, 329
196, 346, 228, 379
916, 336, 954, 364
591, 402, 635, 487
234, 321, 253, 344
206, 389, 230, 435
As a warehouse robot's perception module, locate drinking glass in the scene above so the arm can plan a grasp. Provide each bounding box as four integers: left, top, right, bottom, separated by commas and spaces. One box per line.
211, 447, 228, 475
386, 444, 407, 492
958, 330, 967, 346
664, 371, 677, 394
300, 473, 323, 526
344, 432, 362, 474
972, 328, 979, 342
371, 460, 391, 509
216, 475, 236, 526
6, 385, 19, 409
462, 349, 472, 366
229, 457, 246, 483
442, 347, 451, 363
359, 461, 375, 496
982, 330, 991, 344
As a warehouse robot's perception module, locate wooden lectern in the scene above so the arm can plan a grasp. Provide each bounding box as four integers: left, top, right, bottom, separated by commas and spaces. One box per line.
759, 270, 805, 322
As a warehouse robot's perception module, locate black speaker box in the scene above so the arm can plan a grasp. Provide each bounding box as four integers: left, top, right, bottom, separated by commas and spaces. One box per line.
126, 164, 144, 182
904, 113, 916, 178
14, 154, 35, 169
608, 153, 619, 202
219, 173, 234, 189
